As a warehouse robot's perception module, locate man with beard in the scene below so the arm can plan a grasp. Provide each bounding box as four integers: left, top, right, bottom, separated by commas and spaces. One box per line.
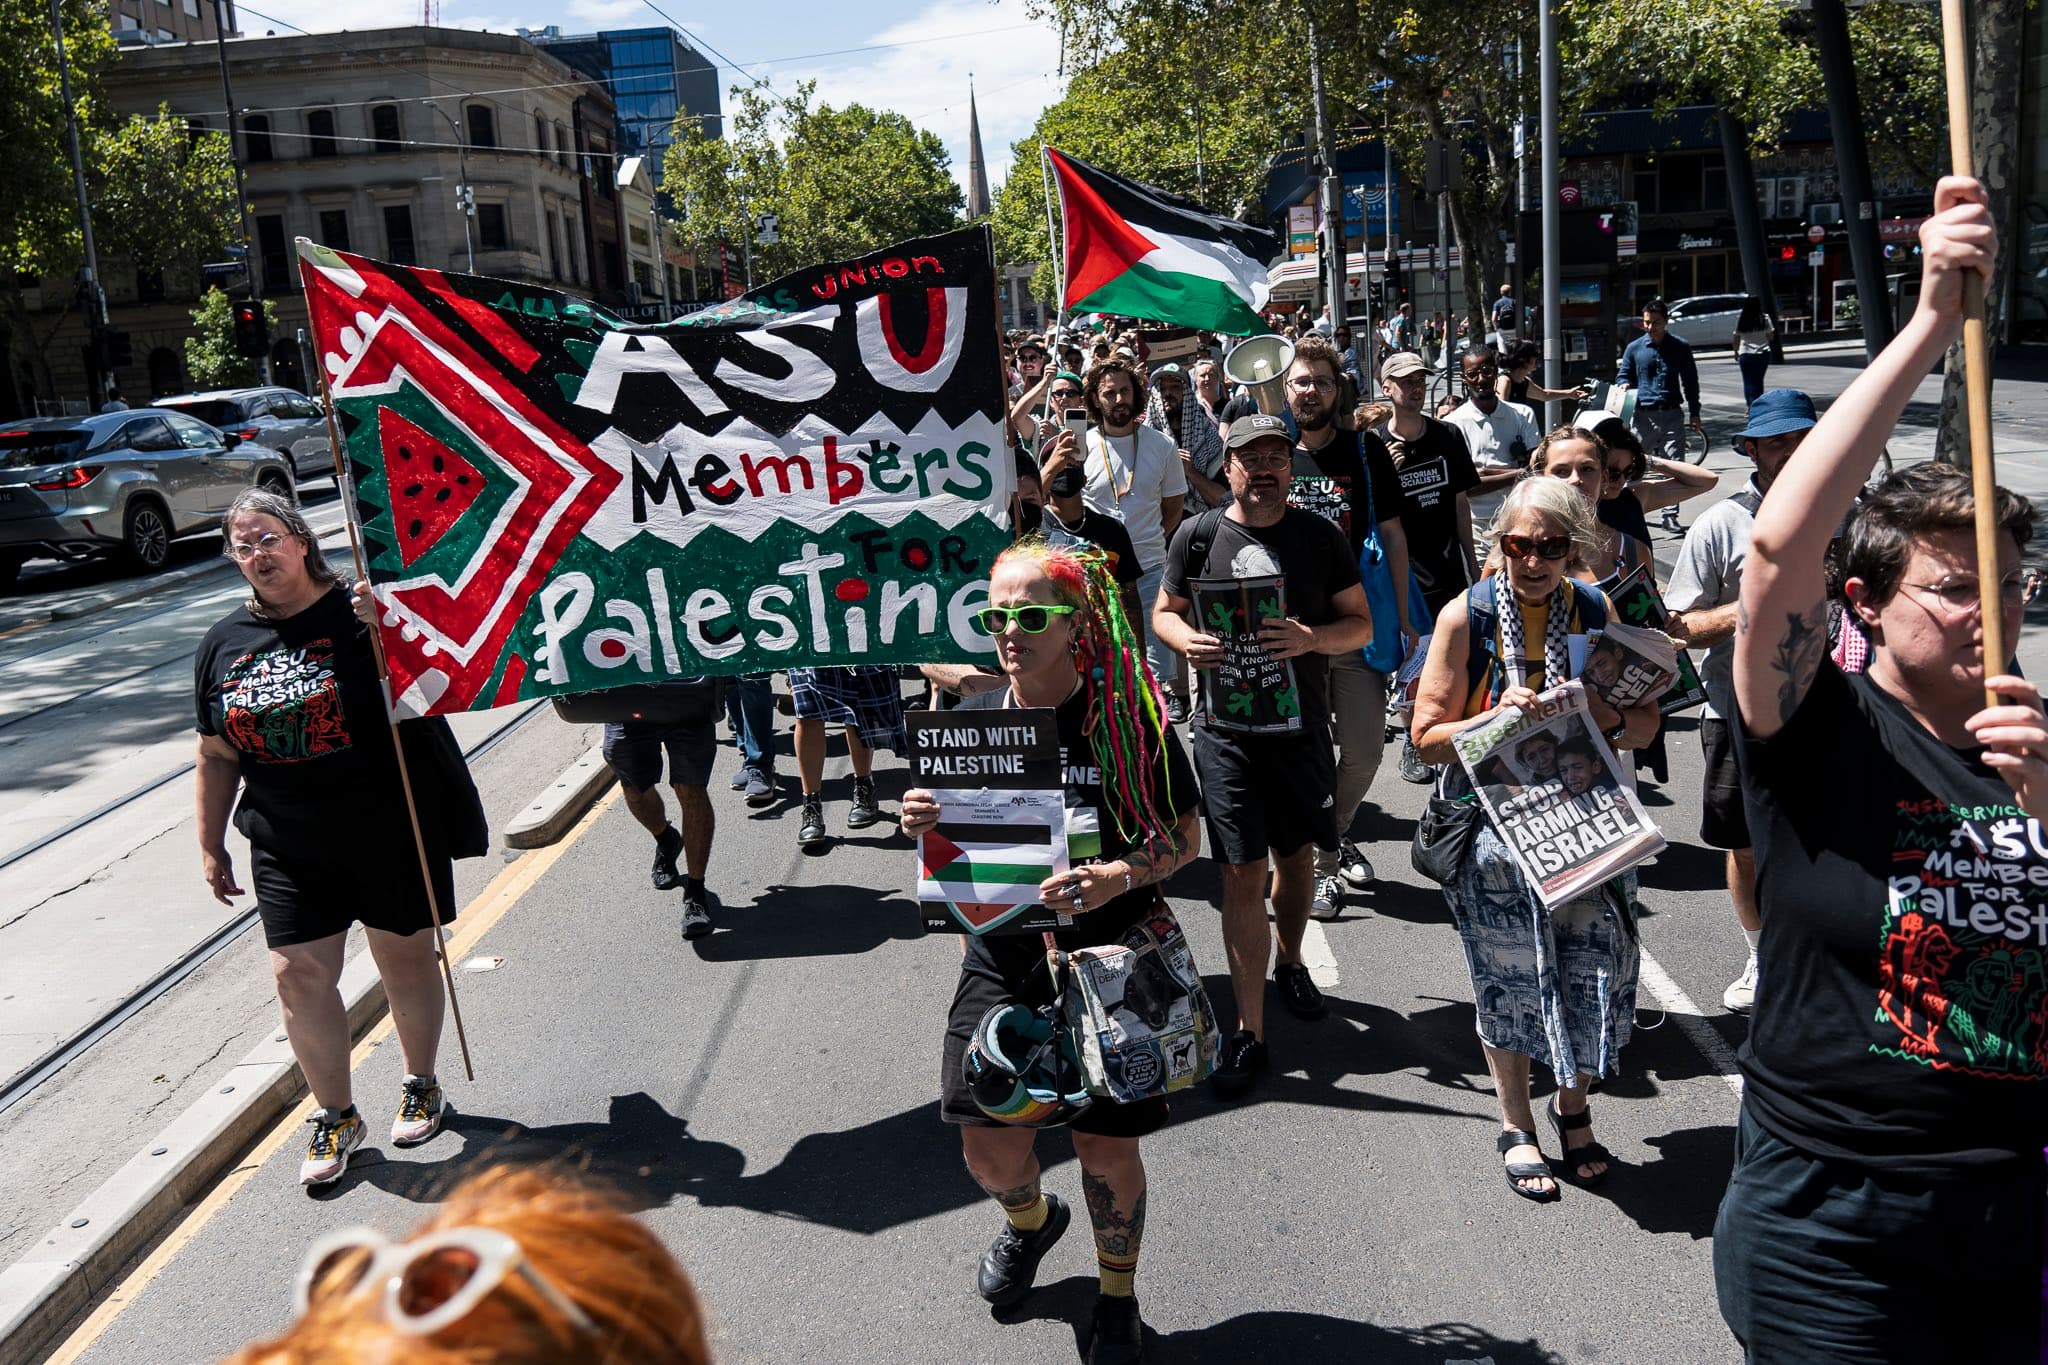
1081, 357, 1188, 713
1444, 346, 1541, 544
1281, 334, 1411, 917
1155, 414, 1371, 1096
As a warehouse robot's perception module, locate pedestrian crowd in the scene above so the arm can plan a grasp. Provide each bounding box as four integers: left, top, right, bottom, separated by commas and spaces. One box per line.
187, 179, 2044, 1362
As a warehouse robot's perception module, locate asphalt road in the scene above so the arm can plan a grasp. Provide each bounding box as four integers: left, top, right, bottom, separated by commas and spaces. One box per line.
15, 341, 2048, 1363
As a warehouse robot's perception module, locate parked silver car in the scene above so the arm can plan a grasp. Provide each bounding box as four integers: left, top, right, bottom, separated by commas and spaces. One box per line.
1662, 293, 1750, 349
154, 387, 333, 481
0, 410, 293, 589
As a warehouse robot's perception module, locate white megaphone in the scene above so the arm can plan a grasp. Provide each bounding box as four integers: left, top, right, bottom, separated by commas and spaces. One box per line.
1223, 334, 1295, 416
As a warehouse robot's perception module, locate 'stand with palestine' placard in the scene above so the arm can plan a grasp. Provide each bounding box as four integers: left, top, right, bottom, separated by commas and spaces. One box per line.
909, 708, 1071, 935
1190, 575, 1301, 733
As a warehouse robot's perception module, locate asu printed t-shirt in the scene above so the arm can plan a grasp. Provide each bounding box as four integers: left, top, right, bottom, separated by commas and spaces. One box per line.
194, 586, 402, 856
1736, 661, 2048, 1178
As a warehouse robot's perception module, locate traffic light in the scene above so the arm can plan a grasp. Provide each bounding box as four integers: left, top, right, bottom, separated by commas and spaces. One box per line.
94, 327, 133, 369
231, 301, 266, 358
1368, 281, 1386, 310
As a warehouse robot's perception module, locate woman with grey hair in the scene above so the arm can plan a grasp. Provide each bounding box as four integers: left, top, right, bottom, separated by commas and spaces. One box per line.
1409, 476, 1662, 1202
191, 487, 484, 1191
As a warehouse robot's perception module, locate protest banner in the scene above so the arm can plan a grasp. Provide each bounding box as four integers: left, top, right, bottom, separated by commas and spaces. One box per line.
1189, 575, 1302, 733
1453, 680, 1666, 907
1605, 566, 1707, 715
297, 227, 1011, 717
908, 709, 1070, 935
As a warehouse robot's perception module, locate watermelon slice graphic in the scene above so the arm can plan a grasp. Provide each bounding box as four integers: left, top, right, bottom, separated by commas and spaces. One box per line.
380, 407, 484, 566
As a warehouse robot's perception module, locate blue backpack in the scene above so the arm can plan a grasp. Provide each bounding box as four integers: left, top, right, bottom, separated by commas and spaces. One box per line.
1460, 574, 1608, 704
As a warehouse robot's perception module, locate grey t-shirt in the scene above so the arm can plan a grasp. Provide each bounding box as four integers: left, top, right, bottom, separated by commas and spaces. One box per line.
1663, 481, 1763, 720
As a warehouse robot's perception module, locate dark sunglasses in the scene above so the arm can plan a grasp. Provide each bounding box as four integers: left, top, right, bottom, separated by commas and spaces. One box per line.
973, 604, 1077, 635
1498, 533, 1572, 561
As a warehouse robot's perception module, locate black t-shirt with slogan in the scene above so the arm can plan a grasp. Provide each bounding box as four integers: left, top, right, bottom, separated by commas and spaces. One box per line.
1735, 661, 2048, 1179
1287, 429, 1401, 559
1374, 415, 1481, 612
957, 687, 1199, 974
1159, 507, 1360, 734
194, 586, 403, 858
1037, 505, 1142, 587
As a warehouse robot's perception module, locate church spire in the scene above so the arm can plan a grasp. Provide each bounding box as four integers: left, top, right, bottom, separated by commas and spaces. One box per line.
966, 76, 992, 219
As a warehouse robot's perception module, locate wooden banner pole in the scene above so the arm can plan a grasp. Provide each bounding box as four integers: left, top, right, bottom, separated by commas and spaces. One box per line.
299, 252, 476, 1081
1938, 0, 2006, 705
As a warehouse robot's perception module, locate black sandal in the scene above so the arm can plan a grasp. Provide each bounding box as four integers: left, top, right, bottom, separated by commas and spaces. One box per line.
1547, 1098, 1613, 1186
1496, 1128, 1560, 1203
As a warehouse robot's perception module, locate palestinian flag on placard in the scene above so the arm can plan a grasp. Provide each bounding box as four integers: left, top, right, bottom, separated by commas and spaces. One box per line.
920, 823, 1056, 897
1046, 146, 1282, 337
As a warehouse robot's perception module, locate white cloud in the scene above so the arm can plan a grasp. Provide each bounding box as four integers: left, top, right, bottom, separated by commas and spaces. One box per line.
773, 0, 1063, 199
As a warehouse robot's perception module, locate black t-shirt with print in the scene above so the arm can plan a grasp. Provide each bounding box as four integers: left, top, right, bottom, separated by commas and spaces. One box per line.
957, 687, 1200, 973
1037, 505, 1142, 587
1375, 415, 1481, 610
1287, 429, 1401, 559
194, 586, 403, 857
1159, 507, 1361, 733
1735, 661, 2048, 1179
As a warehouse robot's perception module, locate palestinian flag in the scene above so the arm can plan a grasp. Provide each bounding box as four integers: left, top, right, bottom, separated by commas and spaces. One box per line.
1046, 147, 1281, 337
920, 822, 1057, 907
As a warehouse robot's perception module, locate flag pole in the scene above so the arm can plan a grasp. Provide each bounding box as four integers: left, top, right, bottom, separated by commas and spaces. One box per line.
1937, 0, 2005, 704
296, 243, 477, 1083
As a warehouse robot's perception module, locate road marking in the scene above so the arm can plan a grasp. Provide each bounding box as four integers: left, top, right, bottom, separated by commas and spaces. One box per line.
43, 787, 622, 1364
1635, 946, 1745, 1100
1301, 919, 1340, 989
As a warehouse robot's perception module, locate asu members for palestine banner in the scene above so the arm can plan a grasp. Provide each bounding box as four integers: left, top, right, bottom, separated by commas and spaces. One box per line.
298, 227, 1011, 717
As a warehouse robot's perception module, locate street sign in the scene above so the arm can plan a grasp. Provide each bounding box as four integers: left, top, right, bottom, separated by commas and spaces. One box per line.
1808, 249, 1826, 267
223, 243, 249, 258
201, 261, 246, 282
1807, 224, 1827, 243
756, 213, 780, 246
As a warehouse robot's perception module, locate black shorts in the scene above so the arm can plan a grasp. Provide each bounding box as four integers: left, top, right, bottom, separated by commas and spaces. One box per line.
939, 934, 1168, 1139
1192, 724, 1338, 865
602, 718, 715, 791
251, 841, 457, 949
1699, 717, 1750, 849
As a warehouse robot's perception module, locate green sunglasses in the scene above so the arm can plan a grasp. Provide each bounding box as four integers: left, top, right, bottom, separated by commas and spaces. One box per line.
973, 604, 1078, 636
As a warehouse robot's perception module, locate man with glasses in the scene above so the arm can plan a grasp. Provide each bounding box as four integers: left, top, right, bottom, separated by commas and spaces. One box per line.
1665, 389, 1817, 1015
1155, 413, 1372, 1096
1009, 334, 1049, 402
1444, 345, 1540, 546
1285, 334, 1410, 914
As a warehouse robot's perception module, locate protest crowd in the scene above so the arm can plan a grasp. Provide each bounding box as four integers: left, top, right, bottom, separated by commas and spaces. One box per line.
183, 174, 2047, 1365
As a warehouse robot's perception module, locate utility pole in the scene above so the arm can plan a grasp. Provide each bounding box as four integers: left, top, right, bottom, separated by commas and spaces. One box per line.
1539, 0, 1562, 427
1305, 10, 1347, 327
1513, 36, 1527, 342
52, 0, 108, 404
423, 101, 475, 273
212, 0, 269, 382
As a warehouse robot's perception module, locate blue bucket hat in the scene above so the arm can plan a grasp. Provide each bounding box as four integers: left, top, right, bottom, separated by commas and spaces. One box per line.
1738, 389, 1818, 440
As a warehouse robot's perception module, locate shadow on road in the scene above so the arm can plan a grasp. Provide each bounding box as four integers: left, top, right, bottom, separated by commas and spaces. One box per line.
1004, 1278, 1569, 1364
1592, 1122, 1735, 1241
693, 880, 924, 961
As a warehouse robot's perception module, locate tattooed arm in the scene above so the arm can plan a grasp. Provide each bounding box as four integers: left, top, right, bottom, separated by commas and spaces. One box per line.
1737, 176, 1992, 739
1115, 806, 1201, 890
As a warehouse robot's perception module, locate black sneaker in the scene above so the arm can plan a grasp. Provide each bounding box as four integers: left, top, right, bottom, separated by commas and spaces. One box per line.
1211, 1028, 1266, 1097
1087, 1294, 1146, 1365
976, 1192, 1070, 1307
681, 883, 713, 940
797, 795, 828, 848
1164, 692, 1189, 725
1275, 962, 1327, 1020
847, 776, 880, 829
650, 826, 683, 891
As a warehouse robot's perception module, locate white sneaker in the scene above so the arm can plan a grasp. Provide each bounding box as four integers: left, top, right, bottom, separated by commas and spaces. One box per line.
1310, 873, 1342, 921
1723, 954, 1758, 1014
301, 1108, 366, 1187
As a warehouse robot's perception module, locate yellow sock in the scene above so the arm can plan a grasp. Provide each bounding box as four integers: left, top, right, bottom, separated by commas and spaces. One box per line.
1097, 1255, 1136, 1297
1003, 1193, 1049, 1233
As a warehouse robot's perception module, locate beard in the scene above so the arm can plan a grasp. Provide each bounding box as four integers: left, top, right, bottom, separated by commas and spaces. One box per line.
1105, 401, 1135, 427
1292, 402, 1332, 432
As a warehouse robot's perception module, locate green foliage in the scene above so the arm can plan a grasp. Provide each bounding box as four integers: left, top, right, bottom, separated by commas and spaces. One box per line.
93, 107, 240, 276
0, 0, 112, 280
184, 289, 276, 390
661, 80, 963, 282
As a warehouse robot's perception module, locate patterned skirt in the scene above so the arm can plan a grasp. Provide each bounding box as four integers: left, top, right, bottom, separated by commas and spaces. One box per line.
1445, 823, 1639, 1085
785, 665, 907, 753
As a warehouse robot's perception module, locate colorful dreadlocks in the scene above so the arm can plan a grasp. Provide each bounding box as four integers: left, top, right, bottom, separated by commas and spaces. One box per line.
993, 537, 1178, 858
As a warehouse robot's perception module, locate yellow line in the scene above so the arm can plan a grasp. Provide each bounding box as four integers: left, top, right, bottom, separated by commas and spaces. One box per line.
44, 787, 621, 1364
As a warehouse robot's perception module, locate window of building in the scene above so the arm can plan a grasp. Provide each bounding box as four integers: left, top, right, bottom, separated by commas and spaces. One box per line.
466, 104, 495, 149
118, 10, 139, 28
546, 210, 563, 279
565, 213, 582, 281
383, 204, 418, 264
306, 109, 338, 158
601, 242, 622, 291
1630, 168, 1656, 214
244, 113, 273, 162
182, 0, 198, 14
185, 116, 208, 145
317, 208, 350, 252
256, 214, 291, 292
557, 122, 572, 168
536, 115, 550, 155
476, 202, 509, 253
1702, 162, 1728, 213
370, 104, 401, 153
156, 28, 174, 41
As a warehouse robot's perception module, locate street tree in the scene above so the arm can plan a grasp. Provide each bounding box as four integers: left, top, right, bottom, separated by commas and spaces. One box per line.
184, 288, 276, 390
661, 81, 962, 284
94, 107, 241, 289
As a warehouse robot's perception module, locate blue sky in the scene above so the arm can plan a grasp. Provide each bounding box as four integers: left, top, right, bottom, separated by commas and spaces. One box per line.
233, 0, 1067, 199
